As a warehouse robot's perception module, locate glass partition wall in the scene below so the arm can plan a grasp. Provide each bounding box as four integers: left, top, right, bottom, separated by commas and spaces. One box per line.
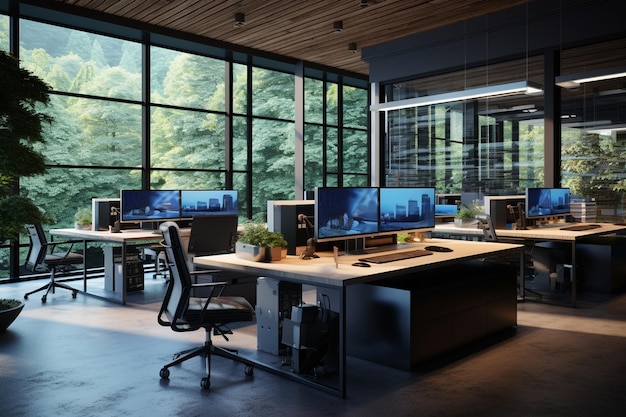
381, 37, 626, 220
382, 56, 546, 201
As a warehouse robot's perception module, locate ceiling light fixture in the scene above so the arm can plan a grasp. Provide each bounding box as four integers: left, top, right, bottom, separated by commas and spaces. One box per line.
234, 12, 245, 28
370, 81, 543, 112
333, 21, 343, 32
555, 66, 626, 88
348, 42, 358, 53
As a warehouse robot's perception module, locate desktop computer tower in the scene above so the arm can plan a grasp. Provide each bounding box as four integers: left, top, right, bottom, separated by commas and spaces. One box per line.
256, 277, 302, 355
267, 200, 315, 256
104, 246, 144, 292
92, 198, 120, 231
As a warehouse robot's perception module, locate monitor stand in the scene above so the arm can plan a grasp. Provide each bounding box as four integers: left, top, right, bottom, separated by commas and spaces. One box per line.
344, 237, 369, 255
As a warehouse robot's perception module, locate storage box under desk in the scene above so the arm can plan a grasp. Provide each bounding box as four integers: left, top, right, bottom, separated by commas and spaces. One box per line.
346, 259, 517, 370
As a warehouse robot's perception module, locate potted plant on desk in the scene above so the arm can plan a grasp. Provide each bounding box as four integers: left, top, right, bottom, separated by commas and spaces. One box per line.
454, 202, 483, 227
74, 207, 92, 230
235, 222, 287, 262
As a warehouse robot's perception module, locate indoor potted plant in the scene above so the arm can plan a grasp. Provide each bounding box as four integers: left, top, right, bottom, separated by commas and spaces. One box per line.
454, 202, 483, 227
236, 222, 287, 262
0, 51, 53, 245
1, 51, 54, 291
74, 206, 92, 230
0, 298, 25, 332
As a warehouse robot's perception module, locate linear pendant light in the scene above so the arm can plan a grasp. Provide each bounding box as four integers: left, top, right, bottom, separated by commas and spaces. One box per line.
556, 66, 626, 88
370, 81, 543, 112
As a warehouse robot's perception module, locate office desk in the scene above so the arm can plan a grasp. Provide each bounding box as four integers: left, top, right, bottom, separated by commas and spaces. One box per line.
434, 223, 626, 306
50, 228, 165, 304
194, 238, 522, 397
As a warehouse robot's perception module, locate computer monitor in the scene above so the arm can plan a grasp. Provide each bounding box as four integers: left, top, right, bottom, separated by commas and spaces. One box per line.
120, 190, 180, 223
180, 190, 238, 218
435, 204, 458, 216
187, 214, 238, 256
379, 187, 435, 233
314, 187, 379, 243
525, 188, 571, 219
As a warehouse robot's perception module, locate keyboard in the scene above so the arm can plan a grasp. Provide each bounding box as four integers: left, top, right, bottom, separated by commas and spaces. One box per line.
559, 224, 602, 231
359, 249, 433, 264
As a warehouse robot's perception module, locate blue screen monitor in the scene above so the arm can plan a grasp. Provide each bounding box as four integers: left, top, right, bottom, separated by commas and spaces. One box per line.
525, 188, 571, 218
120, 190, 180, 222
180, 190, 238, 218
435, 204, 459, 216
379, 187, 436, 233
314, 187, 379, 242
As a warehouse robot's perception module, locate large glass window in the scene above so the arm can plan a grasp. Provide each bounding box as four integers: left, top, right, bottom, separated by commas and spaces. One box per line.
0, 13, 8, 51
0, 4, 368, 280
560, 39, 626, 221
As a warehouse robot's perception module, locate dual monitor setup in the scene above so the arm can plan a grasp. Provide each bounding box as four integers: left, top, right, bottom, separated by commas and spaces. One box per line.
119, 189, 238, 223
314, 187, 436, 247
93, 189, 237, 232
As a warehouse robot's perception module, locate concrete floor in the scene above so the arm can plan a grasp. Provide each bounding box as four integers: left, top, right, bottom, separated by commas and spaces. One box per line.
1, 276, 625, 417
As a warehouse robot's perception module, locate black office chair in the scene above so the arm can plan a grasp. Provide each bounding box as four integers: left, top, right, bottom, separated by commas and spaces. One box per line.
23, 223, 84, 303
476, 214, 541, 300
157, 221, 255, 390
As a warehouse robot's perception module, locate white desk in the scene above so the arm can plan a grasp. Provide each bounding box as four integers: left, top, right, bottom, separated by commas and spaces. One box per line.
50, 228, 167, 304
194, 238, 523, 397
434, 222, 626, 306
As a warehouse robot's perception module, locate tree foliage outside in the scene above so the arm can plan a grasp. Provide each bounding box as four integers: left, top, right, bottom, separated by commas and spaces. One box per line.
0, 17, 368, 277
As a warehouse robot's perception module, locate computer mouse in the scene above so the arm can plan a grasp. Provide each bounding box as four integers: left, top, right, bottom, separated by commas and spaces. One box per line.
424, 245, 453, 253
352, 262, 371, 267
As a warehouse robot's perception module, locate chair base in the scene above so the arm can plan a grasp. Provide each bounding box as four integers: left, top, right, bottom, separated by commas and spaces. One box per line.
24, 279, 78, 303
159, 330, 255, 390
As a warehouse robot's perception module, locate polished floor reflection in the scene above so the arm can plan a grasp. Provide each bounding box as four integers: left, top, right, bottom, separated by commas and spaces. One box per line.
1, 276, 625, 417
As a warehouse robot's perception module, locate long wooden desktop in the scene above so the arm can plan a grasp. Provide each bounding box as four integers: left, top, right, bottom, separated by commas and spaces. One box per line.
193, 238, 523, 397
433, 222, 626, 306
50, 228, 168, 304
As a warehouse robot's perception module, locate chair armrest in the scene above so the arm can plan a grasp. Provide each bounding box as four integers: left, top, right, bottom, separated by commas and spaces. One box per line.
176, 281, 228, 329
189, 269, 222, 276
190, 280, 227, 297
45, 239, 82, 261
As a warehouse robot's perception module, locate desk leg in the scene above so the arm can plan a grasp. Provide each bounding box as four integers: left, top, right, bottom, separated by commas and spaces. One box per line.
339, 287, 346, 397
571, 242, 577, 308
121, 242, 127, 305
82, 239, 88, 292
519, 248, 525, 302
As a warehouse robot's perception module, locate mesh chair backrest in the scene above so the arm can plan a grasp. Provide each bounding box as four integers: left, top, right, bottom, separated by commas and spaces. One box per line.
25, 224, 47, 272
160, 222, 192, 323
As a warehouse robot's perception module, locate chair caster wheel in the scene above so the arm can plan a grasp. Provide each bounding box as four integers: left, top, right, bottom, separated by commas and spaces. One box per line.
72, 291, 77, 298
159, 368, 170, 379
201, 377, 210, 390
24, 295, 29, 300
245, 365, 254, 376
41, 295, 47, 303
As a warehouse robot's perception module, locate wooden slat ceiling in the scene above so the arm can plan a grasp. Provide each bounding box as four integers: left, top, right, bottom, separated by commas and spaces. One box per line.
49, 0, 533, 76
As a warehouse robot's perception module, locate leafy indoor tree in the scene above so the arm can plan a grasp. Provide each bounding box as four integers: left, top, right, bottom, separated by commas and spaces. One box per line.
0, 51, 53, 242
